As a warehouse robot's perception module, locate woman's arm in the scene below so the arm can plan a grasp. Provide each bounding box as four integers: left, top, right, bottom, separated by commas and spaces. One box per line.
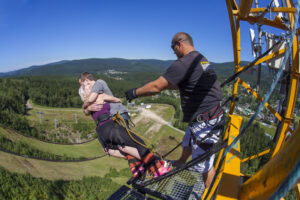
98, 93, 121, 103
83, 92, 98, 109
83, 92, 120, 110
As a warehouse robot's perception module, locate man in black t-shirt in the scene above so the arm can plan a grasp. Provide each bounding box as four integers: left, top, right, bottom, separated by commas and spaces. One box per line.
125, 32, 224, 189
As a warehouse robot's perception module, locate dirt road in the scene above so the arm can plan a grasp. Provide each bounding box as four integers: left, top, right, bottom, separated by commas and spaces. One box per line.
133, 107, 184, 134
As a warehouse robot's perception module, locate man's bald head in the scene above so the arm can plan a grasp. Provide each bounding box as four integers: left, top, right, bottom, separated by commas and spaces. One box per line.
172, 32, 194, 47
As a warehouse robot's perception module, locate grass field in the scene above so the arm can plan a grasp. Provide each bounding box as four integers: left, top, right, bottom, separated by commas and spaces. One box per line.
0, 150, 128, 182
27, 106, 92, 124
27, 100, 96, 142
151, 125, 183, 160
149, 104, 175, 122
0, 127, 103, 158
260, 124, 277, 136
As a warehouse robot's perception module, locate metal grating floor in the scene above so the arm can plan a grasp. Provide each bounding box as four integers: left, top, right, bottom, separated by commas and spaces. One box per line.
135, 168, 205, 200
107, 185, 152, 200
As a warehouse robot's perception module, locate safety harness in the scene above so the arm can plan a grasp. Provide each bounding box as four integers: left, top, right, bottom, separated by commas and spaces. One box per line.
189, 104, 225, 151
96, 111, 163, 158
191, 104, 224, 123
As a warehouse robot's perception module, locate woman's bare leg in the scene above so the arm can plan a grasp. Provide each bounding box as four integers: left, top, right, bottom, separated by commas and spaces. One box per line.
118, 146, 141, 160
106, 149, 126, 159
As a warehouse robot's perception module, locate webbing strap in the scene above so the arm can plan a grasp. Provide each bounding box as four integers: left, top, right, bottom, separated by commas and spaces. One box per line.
112, 112, 151, 150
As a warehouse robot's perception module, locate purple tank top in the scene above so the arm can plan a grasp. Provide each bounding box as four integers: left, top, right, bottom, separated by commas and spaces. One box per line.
91, 103, 113, 127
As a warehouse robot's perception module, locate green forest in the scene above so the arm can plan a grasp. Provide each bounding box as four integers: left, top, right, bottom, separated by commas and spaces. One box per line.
0, 166, 131, 200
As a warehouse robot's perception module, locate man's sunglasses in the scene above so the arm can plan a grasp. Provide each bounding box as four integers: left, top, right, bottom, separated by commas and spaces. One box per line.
171, 39, 185, 50
171, 41, 179, 50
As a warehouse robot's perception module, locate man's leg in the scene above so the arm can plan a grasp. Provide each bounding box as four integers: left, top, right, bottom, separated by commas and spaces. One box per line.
202, 166, 216, 188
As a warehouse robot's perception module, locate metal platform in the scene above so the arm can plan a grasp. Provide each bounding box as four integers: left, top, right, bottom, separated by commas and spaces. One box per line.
107, 185, 152, 200
132, 168, 205, 200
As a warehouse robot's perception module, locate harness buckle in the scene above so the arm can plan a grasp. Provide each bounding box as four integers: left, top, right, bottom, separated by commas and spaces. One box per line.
194, 104, 224, 123
196, 114, 207, 123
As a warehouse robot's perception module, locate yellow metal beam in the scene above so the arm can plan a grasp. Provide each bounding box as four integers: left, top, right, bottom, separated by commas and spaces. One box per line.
237, 79, 293, 134
233, 7, 296, 15
250, 7, 296, 13
296, 183, 300, 199
239, 15, 288, 30
238, 78, 282, 120
239, 0, 253, 18
226, 0, 241, 116
216, 115, 242, 200
202, 115, 242, 200
271, 0, 299, 157
293, 70, 300, 78
229, 0, 238, 11
226, 0, 238, 70
238, 124, 300, 200
237, 48, 286, 73
241, 149, 271, 163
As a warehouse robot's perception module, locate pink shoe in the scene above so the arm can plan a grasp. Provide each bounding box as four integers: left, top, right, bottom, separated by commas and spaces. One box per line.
131, 166, 145, 178
154, 166, 171, 177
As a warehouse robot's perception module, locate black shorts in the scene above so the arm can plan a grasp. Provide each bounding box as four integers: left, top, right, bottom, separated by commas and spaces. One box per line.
96, 120, 148, 157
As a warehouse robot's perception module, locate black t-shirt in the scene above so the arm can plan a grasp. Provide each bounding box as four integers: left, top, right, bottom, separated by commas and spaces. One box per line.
163, 51, 222, 122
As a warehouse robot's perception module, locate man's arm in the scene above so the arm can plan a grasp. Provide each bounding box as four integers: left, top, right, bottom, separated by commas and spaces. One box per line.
100, 93, 121, 103
82, 92, 99, 109
165, 84, 178, 90
136, 76, 174, 96
125, 76, 175, 102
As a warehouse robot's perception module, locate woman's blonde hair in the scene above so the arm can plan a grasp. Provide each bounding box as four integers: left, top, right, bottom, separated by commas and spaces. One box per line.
78, 85, 86, 102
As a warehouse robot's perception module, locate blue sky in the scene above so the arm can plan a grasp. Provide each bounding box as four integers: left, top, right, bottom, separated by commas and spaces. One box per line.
0, 0, 257, 72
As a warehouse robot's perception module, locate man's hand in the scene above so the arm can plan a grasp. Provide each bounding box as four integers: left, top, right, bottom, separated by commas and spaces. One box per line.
125, 88, 138, 102
87, 103, 103, 111
83, 108, 91, 115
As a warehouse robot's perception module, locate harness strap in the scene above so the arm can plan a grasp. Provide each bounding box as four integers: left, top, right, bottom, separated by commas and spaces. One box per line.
190, 123, 224, 147
193, 104, 224, 123
96, 113, 110, 126
112, 112, 157, 154
196, 142, 214, 151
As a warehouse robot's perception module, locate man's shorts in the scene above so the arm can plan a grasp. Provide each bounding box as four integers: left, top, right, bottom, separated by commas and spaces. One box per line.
182, 113, 225, 173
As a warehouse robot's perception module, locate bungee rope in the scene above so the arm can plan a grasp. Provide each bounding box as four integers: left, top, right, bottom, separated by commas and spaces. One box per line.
112, 112, 152, 150
112, 112, 163, 160
204, 0, 300, 198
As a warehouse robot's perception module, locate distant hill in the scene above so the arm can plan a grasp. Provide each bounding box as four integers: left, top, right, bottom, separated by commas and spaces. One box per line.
0, 58, 174, 77
1, 57, 269, 84
0, 60, 70, 77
